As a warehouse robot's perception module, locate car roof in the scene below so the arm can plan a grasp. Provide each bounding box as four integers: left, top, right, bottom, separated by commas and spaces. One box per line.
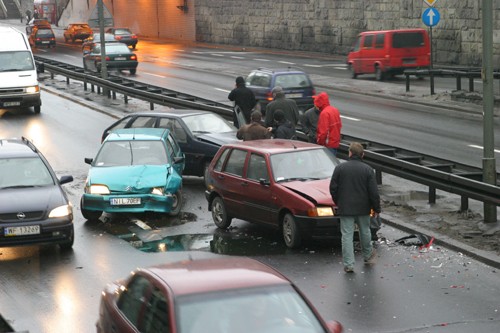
222, 139, 322, 154
143, 257, 290, 296
0, 138, 39, 158
105, 128, 170, 141
251, 67, 308, 75
126, 110, 218, 118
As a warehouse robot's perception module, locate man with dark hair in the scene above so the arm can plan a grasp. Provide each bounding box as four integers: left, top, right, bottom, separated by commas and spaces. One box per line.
237, 111, 272, 141
264, 86, 300, 128
301, 105, 320, 143
271, 109, 296, 139
330, 142, 381, 273
228, 76, 257, 127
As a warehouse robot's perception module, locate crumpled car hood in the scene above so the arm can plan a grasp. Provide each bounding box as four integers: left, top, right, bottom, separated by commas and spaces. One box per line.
282, 178, 334, 205
88, 165, 170, 191
196, 131, 240, 146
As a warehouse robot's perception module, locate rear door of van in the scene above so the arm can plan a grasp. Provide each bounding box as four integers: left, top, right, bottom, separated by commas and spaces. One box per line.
387, 30, 430, 69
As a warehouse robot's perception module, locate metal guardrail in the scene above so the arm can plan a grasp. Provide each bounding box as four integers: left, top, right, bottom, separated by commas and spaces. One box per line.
35, 57, 499, 211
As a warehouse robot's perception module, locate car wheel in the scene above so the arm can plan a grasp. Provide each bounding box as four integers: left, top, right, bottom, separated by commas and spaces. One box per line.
348, 64, 357, 79
80, 197, 102, 221
72, 36, 76, 43
59, 232, 74, 250
34, 105, 41, 114
168, 189, 183, 216
130, 68, 136, 75
211, 196, 232, 229
282, 213, 301, 248
375, 66, 384, 81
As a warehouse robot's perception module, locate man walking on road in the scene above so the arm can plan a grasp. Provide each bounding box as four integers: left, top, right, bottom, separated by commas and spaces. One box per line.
315, 92, 342, 156
228, 76, 257, 127
237, 111, 272, 141
264, 86, 300, 128
330, 142, 380, 273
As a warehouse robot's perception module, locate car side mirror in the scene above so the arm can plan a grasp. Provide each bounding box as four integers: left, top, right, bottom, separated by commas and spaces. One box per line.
84, 157, 93, 165
259, 178, 270, 186
59, 175, 74, 185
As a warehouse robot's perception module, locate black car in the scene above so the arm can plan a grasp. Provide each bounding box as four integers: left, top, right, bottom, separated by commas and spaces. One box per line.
28, 26, 56, 48
83, 42, 138, 74
101, 110, 240, 179
105, 27, 138, 49
245, 67, 316, 112
0, 137, 74, 249
82, 33, 119, 52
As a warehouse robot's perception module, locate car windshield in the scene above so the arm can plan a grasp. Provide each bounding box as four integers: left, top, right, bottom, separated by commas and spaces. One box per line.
93, 140, 168, 166
114, 28, 132, 35
270, 148, 337, 182
182, 113, 236, 133
0, 157, 54, 188
0, 51, 34, 72
176, 285, 326, 333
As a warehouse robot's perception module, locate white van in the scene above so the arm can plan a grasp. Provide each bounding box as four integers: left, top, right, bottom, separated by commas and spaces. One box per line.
0, 27, 41, 113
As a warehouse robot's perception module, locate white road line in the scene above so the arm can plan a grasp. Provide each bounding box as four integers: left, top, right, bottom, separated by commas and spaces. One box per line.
469, 144, 500, 154
230, 56, 245, 59
279, 61, 295, 65
303, 64, 322, 68
174, 49, 185, 52
341, 115, 361, 121
254, 58, 270, 62
215, 88, 230, 93
211, 54, 224, 57
142, 72, 166, 78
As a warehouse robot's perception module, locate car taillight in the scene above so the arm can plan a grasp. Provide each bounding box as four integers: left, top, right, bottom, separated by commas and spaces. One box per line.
105, 56, 110, 61
132, 35, 137, 39
130, 55, 137, 60
115, 36, 122, 40
266, 91, 273, 102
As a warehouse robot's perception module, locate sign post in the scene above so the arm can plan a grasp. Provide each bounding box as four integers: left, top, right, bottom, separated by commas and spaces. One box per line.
422, 6, 440, 71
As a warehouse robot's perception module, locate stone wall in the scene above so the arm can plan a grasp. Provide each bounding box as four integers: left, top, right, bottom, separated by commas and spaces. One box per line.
194, 0, 500, 66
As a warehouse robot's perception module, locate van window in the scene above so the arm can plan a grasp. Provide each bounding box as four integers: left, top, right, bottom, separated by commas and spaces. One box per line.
375, 33, 385, 49
0, 51, 34, 71
351, 37, 360, 52
362, 35, 374, 49
392, 32, 425, 48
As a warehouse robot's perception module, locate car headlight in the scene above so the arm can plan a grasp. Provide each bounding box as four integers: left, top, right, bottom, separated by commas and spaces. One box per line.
26, 85, 40, 94
89, 184, 110, 194
308, 207, 334, 217
49, 204, 72, 218
151, 187, 164, 196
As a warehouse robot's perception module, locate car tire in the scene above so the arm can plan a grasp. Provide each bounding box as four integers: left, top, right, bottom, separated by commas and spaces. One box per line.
34, 105, 41, 114
167, 189, 183, 216
80, 198, 102, 221
375, 66, 384, 81
348, 64, 357, 79
211, 196, 232, 229
282, 213, 302, 248
130, 68, 136, 75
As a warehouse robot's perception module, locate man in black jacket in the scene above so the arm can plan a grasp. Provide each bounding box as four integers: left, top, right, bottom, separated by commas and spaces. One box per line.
228, 76, 257, 127
330, 142, 381, 273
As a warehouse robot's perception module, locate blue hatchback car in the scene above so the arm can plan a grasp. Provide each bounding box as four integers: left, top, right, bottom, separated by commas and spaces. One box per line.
80, 128, 185, 221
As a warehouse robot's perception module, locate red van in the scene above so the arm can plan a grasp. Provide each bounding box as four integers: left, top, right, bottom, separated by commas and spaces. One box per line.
347, 28, 430, 81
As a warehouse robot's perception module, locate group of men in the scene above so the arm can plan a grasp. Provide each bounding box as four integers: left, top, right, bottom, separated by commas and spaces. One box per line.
228, 76, 380, 273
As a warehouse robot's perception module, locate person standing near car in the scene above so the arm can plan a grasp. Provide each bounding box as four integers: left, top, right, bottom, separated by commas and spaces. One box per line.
270, 110, 296, 139
237, 111, 272, 141
264, 86, 300, 129
228, 76, 257, 128
315, 92, 342, 156
301, 105, 320, 143
329, 142, 380, 273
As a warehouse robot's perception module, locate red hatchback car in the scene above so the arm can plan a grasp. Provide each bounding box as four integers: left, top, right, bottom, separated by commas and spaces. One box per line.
205, 139, 342, 248
95, 257, 343, 333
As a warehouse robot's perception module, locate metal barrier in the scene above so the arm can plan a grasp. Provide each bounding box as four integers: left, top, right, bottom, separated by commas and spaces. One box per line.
35, 57, 499, 212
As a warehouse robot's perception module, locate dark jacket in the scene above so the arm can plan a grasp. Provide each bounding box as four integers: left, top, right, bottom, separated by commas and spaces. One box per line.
264, 94, 300, 128
329, 155, 381, 216
228, 85, 257, 126
237, 122, 272, 141
272, 119, 296, 139
301, 106, 320, 143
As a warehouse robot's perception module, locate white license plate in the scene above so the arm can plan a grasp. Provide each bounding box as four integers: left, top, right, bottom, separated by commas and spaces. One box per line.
110, 198, 141, 205
286, 93, 302, 98
115, 57, 126, 61
3, 101, 21, 107
5, 225, 40, 236
42, 41, 49, 44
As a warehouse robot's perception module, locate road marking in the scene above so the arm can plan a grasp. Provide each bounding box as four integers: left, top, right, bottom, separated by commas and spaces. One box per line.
215, 88, 230, 93
230, 56, 245, 59
469, 145, 500, 154
279, 61, 295, 65
341, 115, 361, 121
211, 53, 224, 57
174, 49, 185, 52
254, 58, 270, 62
142, 72, 166, 78
304, 63, 347, 69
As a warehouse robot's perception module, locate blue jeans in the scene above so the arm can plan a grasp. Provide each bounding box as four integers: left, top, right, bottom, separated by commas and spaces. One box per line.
340, 215, 373, 268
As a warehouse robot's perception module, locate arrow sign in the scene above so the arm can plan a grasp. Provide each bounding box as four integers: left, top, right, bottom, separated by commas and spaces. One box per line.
424, 0, 438, 6
422, 7, 440, 27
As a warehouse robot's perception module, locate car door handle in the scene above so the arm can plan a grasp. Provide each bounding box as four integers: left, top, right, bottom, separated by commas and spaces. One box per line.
241, 181, 248, 186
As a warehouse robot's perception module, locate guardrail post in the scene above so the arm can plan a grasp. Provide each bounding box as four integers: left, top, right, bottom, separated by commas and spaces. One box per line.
430, 72, 435, 95
124, 95, 128, 104
469, 76, 474, 92
456, 76, 462, 90
406, 74, 410, 92
97, 86, 101, 95
91, 84, 95, 93
66, 77, 70, 85
84, 78, 87, 91
429, 187, 436, 204
376, 170, 382, 185
50, 72, 54, 79
460, 196, 469, 211
150, 102, 154, 110
112, 91, 116, 99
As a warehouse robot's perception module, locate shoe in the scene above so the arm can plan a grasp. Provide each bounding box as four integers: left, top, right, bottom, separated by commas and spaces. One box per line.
344, 266, 354, 273
364, 248, 377, 264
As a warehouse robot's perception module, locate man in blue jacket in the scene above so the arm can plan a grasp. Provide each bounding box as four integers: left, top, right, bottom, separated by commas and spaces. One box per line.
330, 142, 381, 273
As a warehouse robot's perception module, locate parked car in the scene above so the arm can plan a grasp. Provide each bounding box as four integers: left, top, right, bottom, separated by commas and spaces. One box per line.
101, 111, 240, 179
347, 28, 430, 81
0, 137, 74, 249
83, 42, 138, 74
82, 33, 119, 52
105, 27, 138, 49
81, 128, 185, 221
245, 67, 316, 112
63, 23, 93, 42
205, 139, 373, 248
28, 25, 56, 48
95, 257, 343, 333
25, 18, 51, 35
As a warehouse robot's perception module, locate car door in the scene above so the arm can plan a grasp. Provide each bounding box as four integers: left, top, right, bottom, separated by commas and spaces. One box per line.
166, 133, 184, 175
242, 152, 275, 225
217, 148, 248, 219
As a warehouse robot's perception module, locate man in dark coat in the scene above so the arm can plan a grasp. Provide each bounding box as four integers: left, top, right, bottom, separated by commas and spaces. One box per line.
330, 142, 381, 273
236, 111, 272, 141
228, 76, 257, 127
271, 110, 296, 139
264, 86, 300, 128
301, 105, 320, 143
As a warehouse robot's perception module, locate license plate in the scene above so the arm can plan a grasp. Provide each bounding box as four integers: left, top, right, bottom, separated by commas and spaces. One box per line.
3, 101, 21, 107
115, 57, 126, 61
42, 41, 49, 44
110, 198, 141, 205
4, 225, 40, 236
286, 93, 302, 98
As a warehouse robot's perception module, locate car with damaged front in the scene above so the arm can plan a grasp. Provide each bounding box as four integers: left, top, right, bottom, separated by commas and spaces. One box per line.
80, 128, 185, 221
205, 139, 344, 248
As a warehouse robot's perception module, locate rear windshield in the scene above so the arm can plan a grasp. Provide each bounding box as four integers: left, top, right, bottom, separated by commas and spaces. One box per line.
392, 32, 425, 48
36, 29, 54, 37
275, 74, 312, 89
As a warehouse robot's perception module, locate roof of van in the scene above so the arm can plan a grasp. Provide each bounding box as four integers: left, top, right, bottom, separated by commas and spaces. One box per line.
0, 26, 30, 51
358, 28, 427, 35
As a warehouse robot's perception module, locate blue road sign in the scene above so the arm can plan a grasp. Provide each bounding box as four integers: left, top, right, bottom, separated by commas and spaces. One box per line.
422, 7, 440, 27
